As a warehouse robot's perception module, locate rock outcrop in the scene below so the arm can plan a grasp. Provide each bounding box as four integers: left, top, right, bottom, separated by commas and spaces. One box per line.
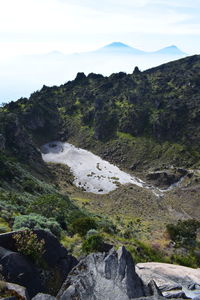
1, 242, 198, 300
58, 246, 147, 300
32, 293, 56, 300
136, 262, 200, 299
0, 230, 78, 298
146, 168, 188, 189
0, 246, 42, 297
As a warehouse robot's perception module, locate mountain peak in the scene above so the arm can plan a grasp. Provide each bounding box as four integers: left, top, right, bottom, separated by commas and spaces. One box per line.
104, 42, 131, 49
97, 42, 145, 55
154, 45, 186, 55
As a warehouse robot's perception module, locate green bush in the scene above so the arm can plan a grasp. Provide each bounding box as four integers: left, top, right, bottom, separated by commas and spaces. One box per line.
82, 235, 104, 254
13, 214, 62, 238
167, 219, 200, 247
70, 217, 97, 237
28, 194, 71, 227
22, 178, 42, 193
13, 229, 45, 265
97, 219, 117, 234
171, 253, 198, 268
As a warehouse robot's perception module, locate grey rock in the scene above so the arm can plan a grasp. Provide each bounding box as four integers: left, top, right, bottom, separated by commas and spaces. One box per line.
6, 282, 30, 300
0, 246, 42, 298
146, 168, 188, 189
136, 262, 200, 299
57, 246, 145, 300
188, 284, 200, 290
162, 290, 189, 299
0, 230, 78, 271
136, 280, 166, 299
32, 293, 56, 300
0, 230, 78, 297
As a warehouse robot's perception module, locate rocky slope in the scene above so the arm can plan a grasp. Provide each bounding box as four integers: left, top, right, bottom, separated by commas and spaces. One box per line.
1, 231, 200, 300
1, 54, 200, 283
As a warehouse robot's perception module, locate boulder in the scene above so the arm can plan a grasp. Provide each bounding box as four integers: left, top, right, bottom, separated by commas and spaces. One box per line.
0, 281, 29, 300
136, 262, 200, 299
0, 230, 78, 297
31, 293, 56, 300
0, 230, 77, 270
6, 282, 29, 300
57, 246, 146, 300
137, 280, 167, 300
0, 247, 42, 298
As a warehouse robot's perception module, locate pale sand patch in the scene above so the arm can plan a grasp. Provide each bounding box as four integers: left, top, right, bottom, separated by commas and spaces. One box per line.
41, 141, 145, 194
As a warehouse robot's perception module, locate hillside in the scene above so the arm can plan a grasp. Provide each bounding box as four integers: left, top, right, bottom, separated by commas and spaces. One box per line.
1, 54, 200, 271
2, 54, 200, 165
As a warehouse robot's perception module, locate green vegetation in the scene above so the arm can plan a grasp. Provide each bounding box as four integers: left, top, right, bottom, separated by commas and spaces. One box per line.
13, 214, 62, 238
82, 235, 104, 254
13, 230, 45, 265
70, 217, 97, 237
167, 219, 200, 247
166, 219, 200, 268
1, 55, 200, 268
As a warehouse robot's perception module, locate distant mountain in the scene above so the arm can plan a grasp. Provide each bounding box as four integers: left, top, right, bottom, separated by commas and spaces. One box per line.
0, 42, 188, 103
95, 42, 145, 55
153, 45, 186, 55
94, 42, 186, 56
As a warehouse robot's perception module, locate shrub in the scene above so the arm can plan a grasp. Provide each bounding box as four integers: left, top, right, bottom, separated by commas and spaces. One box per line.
28, 194, 71, 227
13, 229, 45, 265
82, 235, 104, 254
86, 229, 99, 238
13, 214, 62, 238
70, 217, 97, 237
167, 219, 200, 247
22, 178, 42, 193
97, 219, 117, 234
171, 253, 198, 268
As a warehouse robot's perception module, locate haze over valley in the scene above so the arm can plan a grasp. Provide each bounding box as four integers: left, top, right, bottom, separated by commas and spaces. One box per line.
0, 42, 188, 103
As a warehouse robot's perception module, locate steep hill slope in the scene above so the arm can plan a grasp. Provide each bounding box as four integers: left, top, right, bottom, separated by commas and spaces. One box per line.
2, 54, 200, 166
1, 54, 200, 266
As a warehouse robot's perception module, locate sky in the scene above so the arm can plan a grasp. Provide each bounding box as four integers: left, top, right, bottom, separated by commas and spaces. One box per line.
0, 0, 200, 60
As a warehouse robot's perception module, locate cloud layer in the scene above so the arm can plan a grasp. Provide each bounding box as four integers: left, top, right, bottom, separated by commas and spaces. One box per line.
0, 0, 199, 57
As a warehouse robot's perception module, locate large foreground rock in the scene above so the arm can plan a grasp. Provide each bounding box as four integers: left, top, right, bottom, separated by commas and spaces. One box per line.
0, 230, 78, 298
136, 262, 200, 299
0, 247, 42, 297
57, 246, 145, 300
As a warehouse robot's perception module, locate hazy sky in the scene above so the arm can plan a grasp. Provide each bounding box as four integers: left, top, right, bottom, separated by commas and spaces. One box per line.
0, 0, 200, 58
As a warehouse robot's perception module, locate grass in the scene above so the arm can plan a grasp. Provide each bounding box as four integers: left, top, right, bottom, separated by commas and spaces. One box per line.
0, 218, 10, 233
61, 234, 82, 257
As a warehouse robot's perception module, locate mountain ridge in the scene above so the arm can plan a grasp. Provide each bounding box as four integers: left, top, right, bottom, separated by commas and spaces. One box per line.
1, 54, 200, 276
91, 42, 186, 56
